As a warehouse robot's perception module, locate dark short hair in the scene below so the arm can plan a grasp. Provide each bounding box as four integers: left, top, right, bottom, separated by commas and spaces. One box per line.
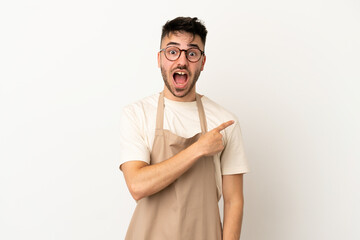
161, 17, 208, 47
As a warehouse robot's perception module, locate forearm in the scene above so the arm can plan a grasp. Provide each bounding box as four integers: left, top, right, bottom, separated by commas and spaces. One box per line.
223, 200, 244, 240
130, 143, 203, 200
123, 120, 234, 201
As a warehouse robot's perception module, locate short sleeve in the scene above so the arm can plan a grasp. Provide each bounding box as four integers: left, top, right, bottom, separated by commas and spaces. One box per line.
119, 107, 150, 169
220, 121, 250, 175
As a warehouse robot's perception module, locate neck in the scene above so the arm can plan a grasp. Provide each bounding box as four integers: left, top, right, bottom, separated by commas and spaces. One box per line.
163, 87, 196, 102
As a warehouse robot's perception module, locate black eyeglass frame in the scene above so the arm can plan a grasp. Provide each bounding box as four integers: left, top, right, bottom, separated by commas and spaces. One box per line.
159, 46, 205, 63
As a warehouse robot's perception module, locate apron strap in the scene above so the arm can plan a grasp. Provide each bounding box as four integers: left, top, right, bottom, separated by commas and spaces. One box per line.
156, 91, 208, 133
155, 91, 165, 130
196, 93, 208, 134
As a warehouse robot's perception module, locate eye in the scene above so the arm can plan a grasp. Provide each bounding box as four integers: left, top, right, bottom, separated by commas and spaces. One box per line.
167, 48, 178, 55
188, 51, 197, 57
187, 49, 201, 58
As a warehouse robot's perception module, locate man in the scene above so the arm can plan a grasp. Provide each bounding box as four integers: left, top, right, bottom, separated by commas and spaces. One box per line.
119, 17, 249, 240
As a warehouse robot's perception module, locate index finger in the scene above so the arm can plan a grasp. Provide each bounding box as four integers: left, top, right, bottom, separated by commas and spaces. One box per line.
215, 120, 235, 132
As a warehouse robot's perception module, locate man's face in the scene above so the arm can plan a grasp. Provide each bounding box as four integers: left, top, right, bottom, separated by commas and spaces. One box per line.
158, 31, 206, 101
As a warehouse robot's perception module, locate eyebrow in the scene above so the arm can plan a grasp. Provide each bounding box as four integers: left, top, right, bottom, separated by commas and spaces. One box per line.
166, 42, 201, 49
166, 42, 180, 46
187, 43, 200, 49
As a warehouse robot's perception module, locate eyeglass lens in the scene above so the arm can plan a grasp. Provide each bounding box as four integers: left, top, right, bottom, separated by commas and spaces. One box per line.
164, 46, 202, 62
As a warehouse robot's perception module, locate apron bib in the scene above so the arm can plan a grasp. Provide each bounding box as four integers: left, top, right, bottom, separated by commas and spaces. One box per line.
125, 92, 222, 240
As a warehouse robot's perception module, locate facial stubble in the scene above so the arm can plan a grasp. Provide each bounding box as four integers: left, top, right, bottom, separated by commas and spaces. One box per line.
160, 66, 201, 98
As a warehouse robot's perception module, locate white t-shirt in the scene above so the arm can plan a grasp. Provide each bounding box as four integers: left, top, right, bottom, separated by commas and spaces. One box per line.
119, 92, 249, 199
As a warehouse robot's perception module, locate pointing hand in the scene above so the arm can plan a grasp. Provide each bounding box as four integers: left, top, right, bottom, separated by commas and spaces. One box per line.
196, 120, 234, 157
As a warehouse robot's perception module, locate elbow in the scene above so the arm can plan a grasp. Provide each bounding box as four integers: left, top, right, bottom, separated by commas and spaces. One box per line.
129, 182, 147, 201
122, 162, 152, 201
130, 192, 143, 202
131, 193, 142, 202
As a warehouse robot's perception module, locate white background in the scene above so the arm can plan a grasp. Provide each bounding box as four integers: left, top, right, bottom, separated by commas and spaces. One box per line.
1, 0, 359, 239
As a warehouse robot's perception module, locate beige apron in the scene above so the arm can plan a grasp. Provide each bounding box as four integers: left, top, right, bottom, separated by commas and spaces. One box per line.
125, 92, 222, 240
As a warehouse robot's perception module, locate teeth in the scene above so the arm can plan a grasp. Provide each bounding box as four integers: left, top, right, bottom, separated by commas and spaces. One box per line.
175, 72, 186, 75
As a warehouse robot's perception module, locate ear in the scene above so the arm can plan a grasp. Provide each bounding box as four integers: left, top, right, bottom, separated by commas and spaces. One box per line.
157, 52, 161, 68
201, 55, 206, 71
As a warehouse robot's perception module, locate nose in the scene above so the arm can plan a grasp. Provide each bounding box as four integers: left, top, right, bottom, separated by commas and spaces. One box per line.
176, 50, 188, 66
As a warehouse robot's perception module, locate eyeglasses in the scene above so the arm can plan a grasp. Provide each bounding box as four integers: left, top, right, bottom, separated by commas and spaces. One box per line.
159, 46, 205, 63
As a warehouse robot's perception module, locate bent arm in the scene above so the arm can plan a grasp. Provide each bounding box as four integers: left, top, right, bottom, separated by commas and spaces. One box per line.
121, 120, 235, 201
120, 143, 203, 201
222, 174, 245, 240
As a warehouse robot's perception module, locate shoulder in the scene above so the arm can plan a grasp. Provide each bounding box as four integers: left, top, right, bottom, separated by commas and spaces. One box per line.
201, 95, 243, 142
202, 95, 239, 123
122, 93, 160, 118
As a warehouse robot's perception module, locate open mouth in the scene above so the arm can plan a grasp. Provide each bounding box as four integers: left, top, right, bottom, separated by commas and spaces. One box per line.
173, 72, 188, 89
